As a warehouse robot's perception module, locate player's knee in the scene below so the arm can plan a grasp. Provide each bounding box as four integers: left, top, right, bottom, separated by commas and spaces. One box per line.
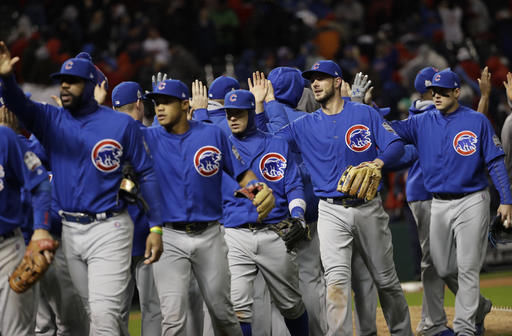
324, 267, 351, 287
280, 301, 306, 320
372, 268, 400, 290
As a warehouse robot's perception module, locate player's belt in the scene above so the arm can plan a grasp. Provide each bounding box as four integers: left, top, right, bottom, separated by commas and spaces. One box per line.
320, 196, 365, 207
59, 210, 121, 224
163, 221, 216, 233
432, 192, 474, 200
0, 229, 17, 243
239, 223, 268, 230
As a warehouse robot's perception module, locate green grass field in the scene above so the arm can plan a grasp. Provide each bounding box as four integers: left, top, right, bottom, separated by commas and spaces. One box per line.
128, 271, 512, 335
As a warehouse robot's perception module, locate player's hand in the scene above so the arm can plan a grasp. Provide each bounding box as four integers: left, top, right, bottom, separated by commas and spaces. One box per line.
252, 182, 275, 222
51, 95, 63, 107
497, 204, 512, 229
0, 107, 19, 131
0, 41, 19, 76
151, 72, 168, 91
363, 87, 374, 105
477, 66, 491, 98
30, 229, 56, 264
94, 80, 108, 105
190, 79, 208, 111
351, 72, 372, 103
144, 232, 163, 264
340, 80, 351, 98
503, 72, 512, 106
264, 79, 276, 103
248, 71, 269, 104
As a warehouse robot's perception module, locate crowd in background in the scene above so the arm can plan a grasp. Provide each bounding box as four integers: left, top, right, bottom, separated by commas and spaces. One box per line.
2, 0, 512, 277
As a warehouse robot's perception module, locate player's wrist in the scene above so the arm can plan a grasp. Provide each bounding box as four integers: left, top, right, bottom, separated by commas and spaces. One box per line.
150, 226, 163, 235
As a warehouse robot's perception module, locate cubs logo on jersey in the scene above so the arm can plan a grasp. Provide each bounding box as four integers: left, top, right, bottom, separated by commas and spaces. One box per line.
345, 124, 372, 152
194, 146, 222, 177
453, 131, 478, 156
91, 139, 123, 172
260, 152, 287, 182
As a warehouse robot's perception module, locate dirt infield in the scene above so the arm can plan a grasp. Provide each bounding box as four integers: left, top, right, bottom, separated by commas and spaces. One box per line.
375, 306, 512, 335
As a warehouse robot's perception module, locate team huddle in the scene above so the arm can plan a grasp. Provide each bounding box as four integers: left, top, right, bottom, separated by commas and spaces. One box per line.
0, 38, 511, 336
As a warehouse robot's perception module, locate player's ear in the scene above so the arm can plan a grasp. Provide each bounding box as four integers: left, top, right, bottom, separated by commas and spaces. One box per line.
181, 99, 190, 112
334, 77, 343, 89
453, 87, 461, 99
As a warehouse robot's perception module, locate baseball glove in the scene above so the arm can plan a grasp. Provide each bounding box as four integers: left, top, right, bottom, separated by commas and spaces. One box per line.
488, 215, 512, 248
118, 163, 149, 212
9, 238, 59, 293
235, 182, 275, 221
337, 162, 382, 201
270, 217, 310, 252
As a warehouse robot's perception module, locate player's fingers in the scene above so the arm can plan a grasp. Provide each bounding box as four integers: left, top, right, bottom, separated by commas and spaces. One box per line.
247, 77, 253, 90
350, 170, 366, 196
43, 250, 54, 264
357, 172, 371, 199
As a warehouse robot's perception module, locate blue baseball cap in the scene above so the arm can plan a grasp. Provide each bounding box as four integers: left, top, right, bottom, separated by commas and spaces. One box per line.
414, 67, 438, 94
302, 60, 342, 80
428, 68, 460, 89
50, 57, 97, 82
224, 90, 255, 110
146, 79, 190, 100
112, 82, 143, 108
208, 76, 240, 99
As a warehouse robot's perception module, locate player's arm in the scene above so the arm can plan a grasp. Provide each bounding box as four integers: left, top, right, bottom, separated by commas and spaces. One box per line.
382, 144, 418, 172
284, 147, 306, 219
477, 66, 491, 117
0, 42, 55, 142
249, 71, 289, 133
504, 72, 512, 112
125, 125, 163, 263
190, 79, 210, 122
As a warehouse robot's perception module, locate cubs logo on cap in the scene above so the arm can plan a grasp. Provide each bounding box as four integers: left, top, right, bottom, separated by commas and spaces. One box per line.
302, 60, 343, 80
146, 79, 190, 101
91, 139, 123, 173
345, 124, 372, 152
50, 57, 97, 82
194, 146, 222, 177
428, 68, 460, 89
453, 131, 478, 156
414, 67, 438, 94
223, 90, 255, 110
260, 153, 287, 182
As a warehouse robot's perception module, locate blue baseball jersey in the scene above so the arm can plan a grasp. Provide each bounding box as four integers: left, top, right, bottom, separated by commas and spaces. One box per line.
2, 75, 159, 225
143, 121, 247, 222
391, 105, 504, 193
276, 101, 403, 197
0, 126, 48, 235
223, 131, 304, 227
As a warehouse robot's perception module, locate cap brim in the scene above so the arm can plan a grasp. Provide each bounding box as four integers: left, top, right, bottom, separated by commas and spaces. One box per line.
223, 104, 253, 110
302, 69, 336, 80
145, 92, 184, 100
426, 83, 457, 89
49, 72, 91, 82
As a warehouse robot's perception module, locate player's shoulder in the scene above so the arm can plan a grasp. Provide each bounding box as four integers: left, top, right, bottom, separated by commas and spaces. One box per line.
97, 105, 134, 124
191, 119, 225, 137
0, 125, 18, 142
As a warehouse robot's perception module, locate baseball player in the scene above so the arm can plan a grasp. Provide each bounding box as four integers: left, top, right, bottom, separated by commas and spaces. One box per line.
0, 97, 53, 335
111, 81, 163, 336
389, 68, 512, 335
275, 60, 413, 335
143, 79, 275, 336
267, 66, 326, 335
221, 88, 309, 336
0, 42, 164, 335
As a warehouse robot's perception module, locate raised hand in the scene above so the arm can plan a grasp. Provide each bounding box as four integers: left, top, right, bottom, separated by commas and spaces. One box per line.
94, 80, 108, 105
340, 80, 352, 98
351, 72, 372, 103
477, 66, 492, 98
0, 41, 19, 76
503, 72, 512, 103
151, 72, 168, 90
190, 79, 208, 111
248, 71, 269, 104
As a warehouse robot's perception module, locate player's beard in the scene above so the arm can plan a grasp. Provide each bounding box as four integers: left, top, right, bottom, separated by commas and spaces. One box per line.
60, 91, 82, 111
315, 85, 335, 105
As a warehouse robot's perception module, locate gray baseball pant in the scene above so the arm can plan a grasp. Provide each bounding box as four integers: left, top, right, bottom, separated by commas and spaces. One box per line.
317, 196, 413, 336
153, 223, 242, 336
61, 211, 133, 336
0, 229, 36, 336
35, 239, 89, 336
429, 189, 490, 335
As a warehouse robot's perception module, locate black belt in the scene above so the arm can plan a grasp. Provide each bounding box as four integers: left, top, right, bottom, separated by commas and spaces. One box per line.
239, 223, 268, 230
320, 196, 366, 207
164, 221, 214, 233
59, 210, 121, 224
432, 192, 474, 200
0, 230, 16, 242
